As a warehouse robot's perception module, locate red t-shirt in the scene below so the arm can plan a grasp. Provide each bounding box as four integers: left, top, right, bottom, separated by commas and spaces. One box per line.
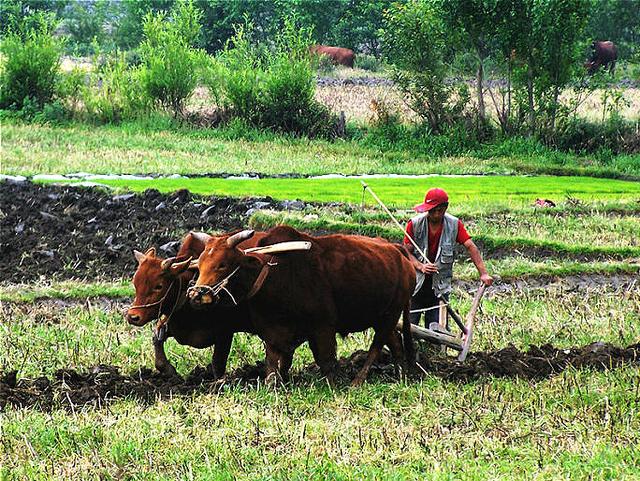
403, 218, 470, 262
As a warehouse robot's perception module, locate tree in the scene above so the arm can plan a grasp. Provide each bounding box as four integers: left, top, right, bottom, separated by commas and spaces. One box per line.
443, 0, 498, 122
382, 0, 467, 132
331, 0, 394, 54
1, 0, 68, 34
62, 0, 114, 55
114, 0, 174, 50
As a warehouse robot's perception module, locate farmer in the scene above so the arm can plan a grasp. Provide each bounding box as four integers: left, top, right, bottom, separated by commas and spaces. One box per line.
404, 188, 493, 328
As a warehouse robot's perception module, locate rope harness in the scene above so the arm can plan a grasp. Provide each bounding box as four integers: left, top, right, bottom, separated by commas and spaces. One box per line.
189, 256, 278, 305
189, 266, 241, 305
129, 277, 183, 340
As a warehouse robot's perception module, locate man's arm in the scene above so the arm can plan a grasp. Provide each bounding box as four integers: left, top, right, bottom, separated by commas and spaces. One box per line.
463, 239, 493, 286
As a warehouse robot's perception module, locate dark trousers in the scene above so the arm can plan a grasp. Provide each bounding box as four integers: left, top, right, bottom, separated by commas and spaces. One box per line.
409, 276, 449, 328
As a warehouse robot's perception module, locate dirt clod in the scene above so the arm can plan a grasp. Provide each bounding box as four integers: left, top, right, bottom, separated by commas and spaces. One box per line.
2, 342, 638, 411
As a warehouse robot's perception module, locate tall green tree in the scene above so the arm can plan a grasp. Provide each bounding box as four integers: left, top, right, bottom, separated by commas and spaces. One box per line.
1, 0, 68, 34
114, 0, 174, 49
63, 0, 114, 55
444, 0, 498, 122
331, 0, 394, 54
382, 0, 467, 132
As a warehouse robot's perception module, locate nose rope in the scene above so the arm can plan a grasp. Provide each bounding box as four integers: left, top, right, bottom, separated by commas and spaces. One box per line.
189, 266, 240, 305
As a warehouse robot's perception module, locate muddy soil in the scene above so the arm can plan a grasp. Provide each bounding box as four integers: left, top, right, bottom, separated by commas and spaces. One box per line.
2, 341, 638, 411
0, 181, 286, 283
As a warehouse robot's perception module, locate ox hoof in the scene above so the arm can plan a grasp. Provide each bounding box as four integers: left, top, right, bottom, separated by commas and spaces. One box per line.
350, 376, 366, 388
157, 364, 178, 378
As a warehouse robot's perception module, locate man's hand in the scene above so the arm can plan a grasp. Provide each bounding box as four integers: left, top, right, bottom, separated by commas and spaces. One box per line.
419, 262, 439, 274
480, 273, 493, 286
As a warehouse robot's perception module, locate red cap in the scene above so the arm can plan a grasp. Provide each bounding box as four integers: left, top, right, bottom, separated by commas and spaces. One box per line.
413, 188, 449, 212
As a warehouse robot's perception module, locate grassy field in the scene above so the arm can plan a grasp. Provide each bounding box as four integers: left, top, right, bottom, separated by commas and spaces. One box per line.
3, 119, 640, 179
3, 109, 640, 479
36, 174, 640, 208
2, 285, 639, 479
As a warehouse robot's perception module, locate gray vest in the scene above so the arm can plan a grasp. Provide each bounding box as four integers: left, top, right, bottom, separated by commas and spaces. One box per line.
411, 212, 459, 296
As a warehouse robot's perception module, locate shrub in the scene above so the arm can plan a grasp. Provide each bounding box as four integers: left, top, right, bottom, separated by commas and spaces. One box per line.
354, 54, 383, 72
211, 19, 337, 137
138, 0, 204, 117
555, 117, 640, 154
82, 52, 149, 123
0, 13, 63, 109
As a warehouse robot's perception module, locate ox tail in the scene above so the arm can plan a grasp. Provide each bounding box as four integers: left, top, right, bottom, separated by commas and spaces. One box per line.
401, 302, 414, 371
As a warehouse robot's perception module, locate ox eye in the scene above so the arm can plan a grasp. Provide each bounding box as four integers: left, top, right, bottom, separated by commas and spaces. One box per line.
216, 263, 227, 270
154, 284, 163, 291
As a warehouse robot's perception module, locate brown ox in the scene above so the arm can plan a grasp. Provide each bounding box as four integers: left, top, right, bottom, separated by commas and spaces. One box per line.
310, 45, 355, 68
125, 231, 263, 377
188, 225, 415, 386
585, 41, 618, 75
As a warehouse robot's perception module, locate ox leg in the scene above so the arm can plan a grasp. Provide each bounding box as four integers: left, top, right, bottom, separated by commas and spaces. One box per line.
265, 344, 287, 385
352, 328, 390, 387
308, 331, 338, 386
386, 331, 406, 378
209, 333, 233, 379
153, 335, 177, 377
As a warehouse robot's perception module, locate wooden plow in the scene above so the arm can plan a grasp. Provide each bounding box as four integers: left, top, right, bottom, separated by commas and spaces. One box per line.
397, 283, 485, 362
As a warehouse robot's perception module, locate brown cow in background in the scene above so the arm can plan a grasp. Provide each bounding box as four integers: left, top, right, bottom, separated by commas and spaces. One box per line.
310, 45, 355, 68
585, 41, 618, 75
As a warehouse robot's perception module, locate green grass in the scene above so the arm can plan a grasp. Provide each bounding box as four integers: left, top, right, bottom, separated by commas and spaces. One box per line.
3, 119, 640, 178
2, 286, 639, 479
249, 211, 640, 260
0, 280, 133, 303
36, 174, 640, 210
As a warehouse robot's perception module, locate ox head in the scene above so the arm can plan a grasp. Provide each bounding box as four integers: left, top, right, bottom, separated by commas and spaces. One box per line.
125, 246, 197, 326
187, 229, 259, 307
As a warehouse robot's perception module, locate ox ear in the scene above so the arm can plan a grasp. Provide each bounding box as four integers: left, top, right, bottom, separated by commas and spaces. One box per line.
144, 247, 156, 258
134, 250, 146, 264
170, 256, 193, 275
227, 229, 254, 248
190, 231, 212, 245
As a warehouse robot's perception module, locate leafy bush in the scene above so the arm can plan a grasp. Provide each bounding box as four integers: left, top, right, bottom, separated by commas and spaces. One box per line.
0, 13, 63, 109
555, 117, 640, 154
82, 52, 149, 123
354, 54, 383, 72
208, 19, 337, 137
138, 0, 203, 117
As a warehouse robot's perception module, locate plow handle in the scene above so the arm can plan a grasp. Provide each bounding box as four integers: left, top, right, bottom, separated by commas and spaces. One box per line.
458, 283, 486, 362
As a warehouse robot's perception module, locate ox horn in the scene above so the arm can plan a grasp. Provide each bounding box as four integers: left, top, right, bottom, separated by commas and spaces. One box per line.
190, 231, 212, 245
160, 256, 177, 271
188, 259, 199, 270
227, 229, 255, 248
144, 247, 156, 258
170, 256, 193, 274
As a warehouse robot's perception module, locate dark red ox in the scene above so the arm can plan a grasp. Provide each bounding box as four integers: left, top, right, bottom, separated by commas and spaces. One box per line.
188, 225, 415, 386
585, 41, 618, 75
125, 231, 263, 377
310, 45, 355, 68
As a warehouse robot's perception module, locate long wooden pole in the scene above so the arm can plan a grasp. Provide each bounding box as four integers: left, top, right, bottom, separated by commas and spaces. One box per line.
360, 181, 431, 263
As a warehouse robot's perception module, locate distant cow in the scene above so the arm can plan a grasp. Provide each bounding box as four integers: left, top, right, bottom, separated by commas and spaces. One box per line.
310, 45, 355, 68
188, 225, 415, 386
585, 41, 618, 75
125, 231, 263, 377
